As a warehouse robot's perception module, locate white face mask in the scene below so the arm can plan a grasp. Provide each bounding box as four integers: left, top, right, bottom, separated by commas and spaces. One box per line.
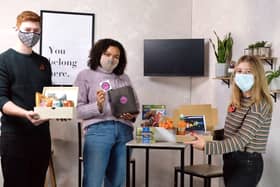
100, 55, 119, 73
234, 73, 254, 92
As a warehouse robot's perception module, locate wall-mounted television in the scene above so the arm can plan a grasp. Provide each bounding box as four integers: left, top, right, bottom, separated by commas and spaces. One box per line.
144, 39, 205, 76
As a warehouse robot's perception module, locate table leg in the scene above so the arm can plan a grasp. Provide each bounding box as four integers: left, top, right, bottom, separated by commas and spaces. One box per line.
145, 148, 149, 187
78, 122, 82, 187
126, 146, 130, 187
190, 145, 193, 187
180, 148, 184, 187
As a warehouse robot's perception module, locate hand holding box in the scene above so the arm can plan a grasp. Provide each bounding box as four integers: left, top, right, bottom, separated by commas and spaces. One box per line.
34, 87, 78, 119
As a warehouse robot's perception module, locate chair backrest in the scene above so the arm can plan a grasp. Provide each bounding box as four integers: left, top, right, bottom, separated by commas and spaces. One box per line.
212, 129, 224, 140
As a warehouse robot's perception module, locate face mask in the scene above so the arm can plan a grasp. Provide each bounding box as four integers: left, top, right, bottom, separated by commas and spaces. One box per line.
100, 55, 119, 73
18, 31, 40, 48
234, 73, 254, 92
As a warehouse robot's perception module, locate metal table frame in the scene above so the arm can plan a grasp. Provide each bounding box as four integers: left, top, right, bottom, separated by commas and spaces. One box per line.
126, 140, 186, 187
78, 122, 83, 187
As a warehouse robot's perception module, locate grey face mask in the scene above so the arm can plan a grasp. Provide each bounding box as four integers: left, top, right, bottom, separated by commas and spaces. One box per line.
18, 31, 40, 48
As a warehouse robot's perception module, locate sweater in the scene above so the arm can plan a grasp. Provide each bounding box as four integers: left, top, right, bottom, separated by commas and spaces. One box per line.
0, 48, 52, 158
74, 67, 139, 129
205, 97, 272, 155
0, 48, 52, 135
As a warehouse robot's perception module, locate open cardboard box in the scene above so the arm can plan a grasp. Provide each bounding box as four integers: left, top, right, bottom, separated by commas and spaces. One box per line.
34, 87, 78, 119
173, 104, 218, 143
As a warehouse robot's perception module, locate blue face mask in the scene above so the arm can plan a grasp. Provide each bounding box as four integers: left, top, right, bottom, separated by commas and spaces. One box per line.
234, 73, 254, 92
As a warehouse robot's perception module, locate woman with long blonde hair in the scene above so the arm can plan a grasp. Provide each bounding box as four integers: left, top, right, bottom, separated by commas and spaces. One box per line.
187, 55, 273, 187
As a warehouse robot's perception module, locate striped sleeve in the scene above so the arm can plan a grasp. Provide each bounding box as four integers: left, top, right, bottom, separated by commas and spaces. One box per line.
205, 108, 264, 155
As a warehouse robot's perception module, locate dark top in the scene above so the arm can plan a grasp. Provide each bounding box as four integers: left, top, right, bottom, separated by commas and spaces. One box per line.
0, 48, 52, 158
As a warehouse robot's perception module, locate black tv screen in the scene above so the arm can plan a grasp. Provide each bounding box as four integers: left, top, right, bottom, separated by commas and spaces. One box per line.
144, 39, 205, 76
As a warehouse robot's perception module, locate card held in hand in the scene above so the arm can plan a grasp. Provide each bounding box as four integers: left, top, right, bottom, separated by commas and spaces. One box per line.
108, 86, 139, 117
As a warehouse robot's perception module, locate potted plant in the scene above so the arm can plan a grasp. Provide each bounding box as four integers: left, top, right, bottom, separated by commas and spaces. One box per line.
258, 41, 271, 57
244, 44, 254, 56
253, 41, 265, 56
209, 31, 233, 77
244, 41, 271, 57
266, 67, 280, 90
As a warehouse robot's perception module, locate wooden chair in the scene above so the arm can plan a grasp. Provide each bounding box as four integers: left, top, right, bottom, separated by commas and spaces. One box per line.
174, 130, 224, 187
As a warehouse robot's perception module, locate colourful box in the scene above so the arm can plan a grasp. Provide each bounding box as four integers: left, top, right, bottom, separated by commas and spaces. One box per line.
136, 127, 155, 143
142, 104, 167, 120
34, 86, 78, 119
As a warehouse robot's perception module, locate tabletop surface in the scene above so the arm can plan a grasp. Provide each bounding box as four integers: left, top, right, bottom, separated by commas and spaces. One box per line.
126, 140, 187, 148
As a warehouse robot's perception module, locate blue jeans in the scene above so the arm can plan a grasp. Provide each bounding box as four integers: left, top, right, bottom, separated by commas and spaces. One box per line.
83, 121, 133, 187
223, 151, 263, 187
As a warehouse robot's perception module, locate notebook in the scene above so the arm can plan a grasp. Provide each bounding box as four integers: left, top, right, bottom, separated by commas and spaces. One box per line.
108, 86, 139, 117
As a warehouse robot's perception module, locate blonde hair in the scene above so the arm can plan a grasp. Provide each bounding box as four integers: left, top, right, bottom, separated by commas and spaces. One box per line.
230, 55, 273, 112
16, 11, 40, 28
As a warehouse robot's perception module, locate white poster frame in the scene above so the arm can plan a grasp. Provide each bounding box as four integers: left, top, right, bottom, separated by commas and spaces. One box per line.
40, 10, 94, 85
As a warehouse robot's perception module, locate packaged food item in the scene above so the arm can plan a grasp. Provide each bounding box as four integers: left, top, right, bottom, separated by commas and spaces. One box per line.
34, 87, 78, 119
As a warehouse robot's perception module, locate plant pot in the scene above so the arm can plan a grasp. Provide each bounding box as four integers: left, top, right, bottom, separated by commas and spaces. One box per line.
253, 48, 259, 56
215, 63, 228, 77
244, 48, 253, 56
269, 77, 280, 91
258, 47, 271, 57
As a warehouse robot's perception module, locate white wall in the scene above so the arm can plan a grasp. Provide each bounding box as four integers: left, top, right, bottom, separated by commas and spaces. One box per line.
191, 1, 280, 187
0, 0, 192, 186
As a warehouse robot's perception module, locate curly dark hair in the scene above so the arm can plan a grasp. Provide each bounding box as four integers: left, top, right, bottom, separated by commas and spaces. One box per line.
88, 38, 127, 75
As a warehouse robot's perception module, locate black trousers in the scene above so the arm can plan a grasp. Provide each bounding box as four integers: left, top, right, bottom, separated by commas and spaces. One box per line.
1, 155, 49, 187
223, 151, 263, 187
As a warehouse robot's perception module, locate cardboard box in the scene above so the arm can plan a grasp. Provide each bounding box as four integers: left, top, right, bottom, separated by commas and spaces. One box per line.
173, 104, 218, 131
176, 134, 213, 143
34, 86, 78, 119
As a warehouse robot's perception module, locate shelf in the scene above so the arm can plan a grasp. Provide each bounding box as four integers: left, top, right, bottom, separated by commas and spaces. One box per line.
214, 76, 231, 87
271, 90, 280, 102
215, 77, 280, 102
258, 56, 276, 70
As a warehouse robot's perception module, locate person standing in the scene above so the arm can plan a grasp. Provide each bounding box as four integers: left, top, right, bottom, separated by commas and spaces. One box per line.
75, 38, 139, 187
0, 10, 52, 187
188, 55, 273, 187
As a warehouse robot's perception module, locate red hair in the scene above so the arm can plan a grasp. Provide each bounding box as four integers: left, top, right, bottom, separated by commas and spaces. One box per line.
16, 11, 40, 28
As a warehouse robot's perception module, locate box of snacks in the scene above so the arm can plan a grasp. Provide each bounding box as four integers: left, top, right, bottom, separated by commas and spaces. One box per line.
34, 86, 78, 119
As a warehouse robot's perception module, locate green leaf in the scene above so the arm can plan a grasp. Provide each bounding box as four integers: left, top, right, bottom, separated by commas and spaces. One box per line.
265, 70, 280, 84
210, 31, 233, 63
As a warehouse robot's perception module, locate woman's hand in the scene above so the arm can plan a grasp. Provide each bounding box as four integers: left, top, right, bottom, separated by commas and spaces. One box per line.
96, 90, 105, 113
185, 133, 206, 150
119, 113, 135, 121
